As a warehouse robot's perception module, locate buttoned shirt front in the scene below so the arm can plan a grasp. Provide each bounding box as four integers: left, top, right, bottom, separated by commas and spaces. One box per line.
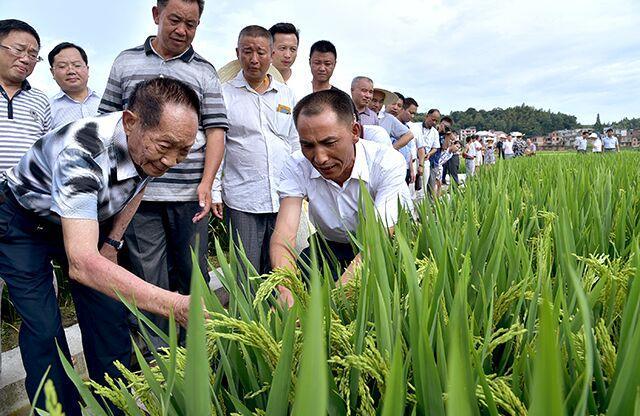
50, 88, 101, 129
0, 80, 51, 172
218, 71, 299, 213
358, 106, 379, 126
6, 112, 148, 222
603, 135, 618, 149
575, 136, 587, 151
278, 139, 412, 243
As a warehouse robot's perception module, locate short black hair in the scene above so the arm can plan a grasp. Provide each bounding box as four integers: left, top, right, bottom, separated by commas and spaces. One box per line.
238, 25, 273, 48
309, 40, 336, 59
269, 23, 299, 44
0, 19, 41, 48
394, 92, 405, 102
128, 77, 201, 129
157, 0, 204, 16
441, 115, 454, 125
293, 89, 355, 128
48, 42, 88, 67
606, 128, 614, 133
427, 108, 440, 116
403, 97, 418, 109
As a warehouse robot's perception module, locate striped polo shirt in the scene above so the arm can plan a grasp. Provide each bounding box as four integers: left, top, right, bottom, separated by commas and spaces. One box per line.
0, 80, 51, 173
6, 112, 148, 223
98, 36, 228, 202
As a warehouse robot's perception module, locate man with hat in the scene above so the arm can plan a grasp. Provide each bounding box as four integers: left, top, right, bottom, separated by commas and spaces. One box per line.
369, 87, 413, 151
270, 89, 412, 306
214, 25, 298, 276
591, 132, 602, 153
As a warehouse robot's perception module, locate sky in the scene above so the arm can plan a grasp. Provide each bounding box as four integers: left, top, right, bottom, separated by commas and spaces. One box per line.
2, 0, 639, 125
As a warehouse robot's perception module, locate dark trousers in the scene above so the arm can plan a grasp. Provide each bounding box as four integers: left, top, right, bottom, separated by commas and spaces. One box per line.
443, 154, 460, 185
121, 200, 209, 349
225, 205, 277, 276
298, 238, 357, 282
0, 187, 130, 416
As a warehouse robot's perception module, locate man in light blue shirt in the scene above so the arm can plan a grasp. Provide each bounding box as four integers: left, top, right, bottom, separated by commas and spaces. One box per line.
603, 128, 620, 152
48, 42, 100, 129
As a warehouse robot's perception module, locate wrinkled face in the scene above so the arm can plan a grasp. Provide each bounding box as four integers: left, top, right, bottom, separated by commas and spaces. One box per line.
237, 35, 272, 85
426, 111, 441, 128
309, 51, 336, 83
297, 109, 359, 185
272, 33, 298, 73
399, 104, 417, 123
50, 47, 89, 95
387, 98, 402, 117
351, 79, 373, 109
0, 30, 40, 85
152, 0, 200, 58
369, 90, 385, 114
124, 103, 198, 177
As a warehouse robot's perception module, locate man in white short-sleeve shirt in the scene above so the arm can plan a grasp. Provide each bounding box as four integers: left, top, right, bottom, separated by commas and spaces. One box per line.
271, 89, 412, 306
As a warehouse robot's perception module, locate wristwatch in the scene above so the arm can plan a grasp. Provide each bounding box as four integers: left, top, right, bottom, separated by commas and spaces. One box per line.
104, 237, 124, 251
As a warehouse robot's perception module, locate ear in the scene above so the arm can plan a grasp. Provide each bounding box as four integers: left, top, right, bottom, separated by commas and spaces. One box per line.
235, 47, 240, 59
122, 110, 138, 136
352, 122, 361, 143
50, 67, 55, 78
152, 6, 160, 24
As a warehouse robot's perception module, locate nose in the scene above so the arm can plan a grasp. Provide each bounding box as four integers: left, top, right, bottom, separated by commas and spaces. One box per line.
313, 148, 330, 165
174, 23, 187, 37
161, 152, 179, 169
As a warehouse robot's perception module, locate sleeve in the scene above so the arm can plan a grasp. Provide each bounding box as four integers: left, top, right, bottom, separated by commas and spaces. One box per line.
278, 154, 307, 199
98, 57, 124, 113
50, 148, 104, 220
391, 118, 410, 141
201, 68, 229, 131
374, 150, 412, 227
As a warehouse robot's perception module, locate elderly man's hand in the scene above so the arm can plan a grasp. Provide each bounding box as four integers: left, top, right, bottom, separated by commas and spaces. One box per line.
277, 286, 295, 308
212, 202, 224, 219
193, 182, 212, 223
173, 294, 191, 327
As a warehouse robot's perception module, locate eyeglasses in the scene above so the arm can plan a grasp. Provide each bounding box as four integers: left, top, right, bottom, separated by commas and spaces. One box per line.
0, 44, 43, 63
53, 62, 87, 71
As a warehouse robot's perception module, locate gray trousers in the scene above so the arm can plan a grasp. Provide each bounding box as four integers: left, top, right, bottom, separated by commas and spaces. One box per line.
465, 159, 476, 176
121, 200, 209, 349
225, 205, 277, 276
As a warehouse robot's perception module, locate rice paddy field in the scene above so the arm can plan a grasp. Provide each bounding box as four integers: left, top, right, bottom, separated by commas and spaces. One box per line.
47, 152, 640, 415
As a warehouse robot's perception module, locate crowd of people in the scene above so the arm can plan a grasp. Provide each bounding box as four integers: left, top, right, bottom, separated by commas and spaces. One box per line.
0, 1, 622, 413
574, 128, 621, 153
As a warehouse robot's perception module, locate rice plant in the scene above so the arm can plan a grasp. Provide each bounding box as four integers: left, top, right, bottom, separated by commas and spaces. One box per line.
48, 152, 640, 415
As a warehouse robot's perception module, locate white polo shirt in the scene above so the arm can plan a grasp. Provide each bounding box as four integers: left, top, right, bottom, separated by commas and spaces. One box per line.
278, 139, 412, 243
217, 71, 299, 213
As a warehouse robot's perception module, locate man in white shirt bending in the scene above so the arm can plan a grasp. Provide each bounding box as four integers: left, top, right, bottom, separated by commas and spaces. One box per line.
270, 89, 412, 305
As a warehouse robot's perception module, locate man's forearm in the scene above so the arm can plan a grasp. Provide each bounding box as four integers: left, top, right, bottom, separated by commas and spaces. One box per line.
417, 147, 426, 167
393, 132, 413, 150
338, 253, 362, 286
201, 128, 225, 187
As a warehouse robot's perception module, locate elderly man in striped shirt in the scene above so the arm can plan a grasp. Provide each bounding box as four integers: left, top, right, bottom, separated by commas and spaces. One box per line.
99, 0, 228, 348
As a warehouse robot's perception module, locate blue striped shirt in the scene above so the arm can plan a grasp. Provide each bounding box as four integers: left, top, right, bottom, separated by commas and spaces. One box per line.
50, 88, 101, 129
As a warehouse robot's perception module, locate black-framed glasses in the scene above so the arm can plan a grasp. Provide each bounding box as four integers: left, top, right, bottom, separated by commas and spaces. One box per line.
0, 44, 43, 63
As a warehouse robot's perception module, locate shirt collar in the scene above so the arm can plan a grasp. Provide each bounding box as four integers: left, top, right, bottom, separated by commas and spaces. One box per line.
229, 70, 279, 93
0, 80, 31, 97
114, 116, 144, 182
144, 36, 194, 62
52, 88, 99, 103
310, 140, 370, 184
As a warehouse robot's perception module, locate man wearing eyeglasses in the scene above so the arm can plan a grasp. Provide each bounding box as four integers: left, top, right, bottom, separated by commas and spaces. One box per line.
48, 42, 100, 129
0, 19, 51, 173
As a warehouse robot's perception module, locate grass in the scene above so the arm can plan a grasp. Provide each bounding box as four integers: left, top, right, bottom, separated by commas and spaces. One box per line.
32, 152, 640, 414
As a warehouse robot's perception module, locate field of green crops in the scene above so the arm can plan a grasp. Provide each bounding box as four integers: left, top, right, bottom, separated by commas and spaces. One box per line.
45, 153, 640, 415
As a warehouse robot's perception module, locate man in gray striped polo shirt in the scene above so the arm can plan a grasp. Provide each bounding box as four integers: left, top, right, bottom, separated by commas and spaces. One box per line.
99, 0, 228, 347
0, 19, 51, 173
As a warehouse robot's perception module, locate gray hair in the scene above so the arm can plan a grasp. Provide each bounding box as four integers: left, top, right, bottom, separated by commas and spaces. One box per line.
157, 0, 205, 17
238, 25, 273, 49
351, 76, 373, 90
